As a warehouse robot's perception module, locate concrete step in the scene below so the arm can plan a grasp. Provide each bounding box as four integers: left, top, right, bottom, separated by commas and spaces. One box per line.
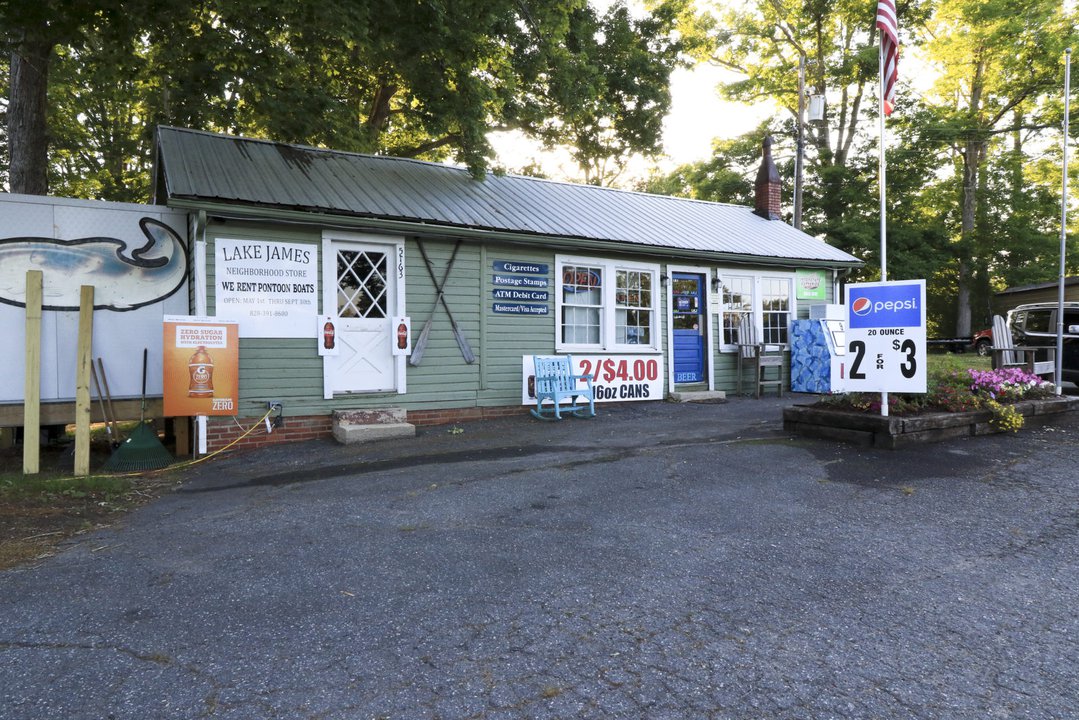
668, 390, 727, 403
333, 421, 416, 445
332, 408, 415, 445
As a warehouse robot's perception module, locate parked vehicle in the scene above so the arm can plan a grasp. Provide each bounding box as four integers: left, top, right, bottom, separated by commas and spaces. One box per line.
926, 327, 992, 354
1006, 302, 1079, 383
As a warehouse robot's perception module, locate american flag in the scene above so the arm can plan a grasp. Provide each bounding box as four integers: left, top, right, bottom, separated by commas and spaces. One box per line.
876, 0, 898, 115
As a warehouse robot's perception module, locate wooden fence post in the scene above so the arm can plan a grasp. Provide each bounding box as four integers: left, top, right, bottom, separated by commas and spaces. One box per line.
74, 285, 94, 476
23, 271, 43, 475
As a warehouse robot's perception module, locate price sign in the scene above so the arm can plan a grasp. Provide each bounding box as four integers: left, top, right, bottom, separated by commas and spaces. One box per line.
839, 280, 927, 393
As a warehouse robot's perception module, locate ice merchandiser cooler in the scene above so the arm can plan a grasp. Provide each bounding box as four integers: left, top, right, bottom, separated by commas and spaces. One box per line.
790, 304, 846, 393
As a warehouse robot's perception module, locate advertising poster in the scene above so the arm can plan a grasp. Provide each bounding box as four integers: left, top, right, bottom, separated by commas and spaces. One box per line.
391, 316, 412, 356
163, 316, 239, 416
522, 354, 663, 405
796, 269, 828, 301
317, 315, 340, 356
215, 238, 318, 338
838, 280, 927, 394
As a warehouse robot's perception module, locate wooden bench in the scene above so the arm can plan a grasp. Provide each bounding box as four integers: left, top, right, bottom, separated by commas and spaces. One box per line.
530, 355, 596, 420
990, 314, 1056, 378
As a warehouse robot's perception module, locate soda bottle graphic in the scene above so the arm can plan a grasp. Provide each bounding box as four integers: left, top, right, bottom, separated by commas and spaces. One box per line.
396, 322, 408, 350
323, 320, 336, 350
188, 346, 214, 398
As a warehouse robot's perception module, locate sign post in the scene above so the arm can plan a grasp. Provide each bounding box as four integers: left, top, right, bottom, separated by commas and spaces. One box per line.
839, 280, 927, 411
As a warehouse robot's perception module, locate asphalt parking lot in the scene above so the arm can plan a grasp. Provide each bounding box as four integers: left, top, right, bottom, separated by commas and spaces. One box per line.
2, 395, 1078, 719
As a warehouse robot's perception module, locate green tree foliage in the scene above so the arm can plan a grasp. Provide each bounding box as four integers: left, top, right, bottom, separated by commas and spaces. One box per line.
639, 126, 766, 204
648, 0, 1077, 336
918, 0, 1077, 336
2, 0, 685, 198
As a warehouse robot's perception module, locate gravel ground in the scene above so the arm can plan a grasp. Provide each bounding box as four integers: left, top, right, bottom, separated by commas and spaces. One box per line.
2, 396, 1077, 719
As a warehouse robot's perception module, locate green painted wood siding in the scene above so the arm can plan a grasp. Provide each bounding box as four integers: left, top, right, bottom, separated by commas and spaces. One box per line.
203, 219, 838, 415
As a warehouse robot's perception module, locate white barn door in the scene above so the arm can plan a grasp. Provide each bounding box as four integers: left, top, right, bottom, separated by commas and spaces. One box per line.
322, 236, 404, 396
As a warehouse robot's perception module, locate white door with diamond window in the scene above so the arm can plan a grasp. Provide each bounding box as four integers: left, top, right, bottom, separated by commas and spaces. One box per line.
322, 235, 405, 397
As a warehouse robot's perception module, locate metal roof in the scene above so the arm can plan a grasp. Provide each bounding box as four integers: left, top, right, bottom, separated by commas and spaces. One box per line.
155, 126, 861, 267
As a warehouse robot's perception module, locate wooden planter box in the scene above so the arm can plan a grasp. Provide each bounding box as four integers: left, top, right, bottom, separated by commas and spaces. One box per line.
783, 396, 1079, 448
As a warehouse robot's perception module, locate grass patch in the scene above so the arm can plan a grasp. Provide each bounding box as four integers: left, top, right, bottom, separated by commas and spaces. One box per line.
1, 472, 132, 500
927, 352, 991, 375
0, 459, 177, 570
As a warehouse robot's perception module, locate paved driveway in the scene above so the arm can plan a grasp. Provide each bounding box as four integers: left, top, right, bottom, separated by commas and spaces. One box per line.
2, 397, 1078, 719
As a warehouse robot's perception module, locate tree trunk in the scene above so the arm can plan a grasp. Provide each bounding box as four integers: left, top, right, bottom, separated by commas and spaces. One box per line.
8, 38, 53, 195
955, 58, 987, 338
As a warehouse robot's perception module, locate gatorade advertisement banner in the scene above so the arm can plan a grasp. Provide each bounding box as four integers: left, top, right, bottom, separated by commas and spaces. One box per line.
163, 316, 239, 416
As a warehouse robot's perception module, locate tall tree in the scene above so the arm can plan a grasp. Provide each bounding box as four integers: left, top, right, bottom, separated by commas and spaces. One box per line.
4, 0, 685, 197
688, 0, 929, 240
920, 0, 1075, 336
1, 0, 149, 194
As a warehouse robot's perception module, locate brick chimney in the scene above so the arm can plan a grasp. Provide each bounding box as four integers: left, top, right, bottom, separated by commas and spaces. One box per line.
754, 136, 782, 220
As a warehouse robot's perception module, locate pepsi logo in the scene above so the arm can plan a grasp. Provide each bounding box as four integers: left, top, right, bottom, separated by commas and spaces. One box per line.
851, 297, 873, 316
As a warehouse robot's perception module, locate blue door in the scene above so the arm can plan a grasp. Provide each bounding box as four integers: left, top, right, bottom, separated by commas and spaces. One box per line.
672, 273, 705, 383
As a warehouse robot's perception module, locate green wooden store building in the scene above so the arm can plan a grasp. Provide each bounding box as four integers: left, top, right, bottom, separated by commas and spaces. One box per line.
152, 127, 861, 449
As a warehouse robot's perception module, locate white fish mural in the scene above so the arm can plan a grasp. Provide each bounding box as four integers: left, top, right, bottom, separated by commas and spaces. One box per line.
0, 217, 188, 311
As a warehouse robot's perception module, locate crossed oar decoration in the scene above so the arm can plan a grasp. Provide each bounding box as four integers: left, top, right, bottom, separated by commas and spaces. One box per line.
409, 238, 476, 366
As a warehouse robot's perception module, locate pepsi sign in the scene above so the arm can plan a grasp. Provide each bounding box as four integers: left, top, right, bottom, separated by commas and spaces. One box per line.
837, 279, 927, 395
847, 283, 922, 329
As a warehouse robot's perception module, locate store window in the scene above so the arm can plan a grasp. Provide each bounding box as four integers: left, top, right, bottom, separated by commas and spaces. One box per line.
721, 276, 754, 348
761, 277, 792, 345
719, 273, 794, 350
561, 263, 603, 344
558, 257, 659, 350
616, 269, 653, 345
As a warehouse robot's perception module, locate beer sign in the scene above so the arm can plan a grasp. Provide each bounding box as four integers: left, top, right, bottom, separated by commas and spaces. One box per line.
163, 316, 239, 416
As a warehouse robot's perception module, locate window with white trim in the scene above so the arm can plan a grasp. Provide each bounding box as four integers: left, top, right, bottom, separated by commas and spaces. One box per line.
557, 257, 659, 351
761, 277, 792, 345
561, 263, 603, 344
721, 276, 754, 348
718, 273, 795, 350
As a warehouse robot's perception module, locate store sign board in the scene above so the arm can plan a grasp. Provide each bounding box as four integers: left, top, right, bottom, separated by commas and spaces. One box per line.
215, 239, 318, 338
492, 274, 549, 288
493, 260, 548, 275
493, 289, 549, 302
796, 269, 828, 301
838, 280, 926, 393
494, 303, 549, 315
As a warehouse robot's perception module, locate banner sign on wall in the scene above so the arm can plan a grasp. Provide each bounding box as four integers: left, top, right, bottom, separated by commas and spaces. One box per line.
163, 316, 239, 416
522, 354, 663, 405
796, 269, 829, 301
215, 239, 318, 338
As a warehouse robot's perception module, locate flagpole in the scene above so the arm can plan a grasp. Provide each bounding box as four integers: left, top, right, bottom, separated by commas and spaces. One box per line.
1056, 48, 1071, 396
879, 41, 888, 285
879, 41, 889, 417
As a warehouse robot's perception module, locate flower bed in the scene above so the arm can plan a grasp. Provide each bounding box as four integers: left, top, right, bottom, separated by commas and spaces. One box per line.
784, 367, 1079, 448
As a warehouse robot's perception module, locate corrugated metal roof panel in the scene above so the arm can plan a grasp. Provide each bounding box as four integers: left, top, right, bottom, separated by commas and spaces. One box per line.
157, 126, 861, 265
